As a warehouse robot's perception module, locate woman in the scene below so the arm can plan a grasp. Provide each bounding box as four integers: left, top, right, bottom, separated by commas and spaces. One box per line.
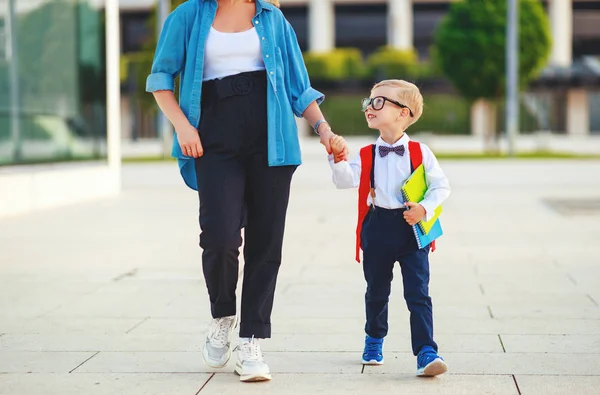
146, 0, 347, 383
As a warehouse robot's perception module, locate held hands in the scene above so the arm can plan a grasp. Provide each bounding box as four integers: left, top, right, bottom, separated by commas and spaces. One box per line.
403, 202, 426, 226
329, 135, 349, 163
318, 124, 348, 161
178, 123, 204, 158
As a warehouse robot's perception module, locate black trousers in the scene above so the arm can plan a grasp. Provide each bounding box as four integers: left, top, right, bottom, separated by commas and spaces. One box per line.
194, 71, 296, 339
360, 206, 437, 356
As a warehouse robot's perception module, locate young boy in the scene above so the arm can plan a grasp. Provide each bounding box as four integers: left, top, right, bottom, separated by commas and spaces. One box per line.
328, 80, 450, 377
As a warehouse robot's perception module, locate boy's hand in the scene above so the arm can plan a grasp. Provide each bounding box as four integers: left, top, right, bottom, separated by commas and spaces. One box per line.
330, 135, 349, 163
403, 202, 426, 226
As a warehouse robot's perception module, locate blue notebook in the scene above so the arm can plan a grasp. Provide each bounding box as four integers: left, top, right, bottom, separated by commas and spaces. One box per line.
412, 218, 443, 249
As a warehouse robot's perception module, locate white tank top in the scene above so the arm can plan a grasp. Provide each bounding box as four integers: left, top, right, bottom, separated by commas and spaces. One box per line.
203, 27, 266, 81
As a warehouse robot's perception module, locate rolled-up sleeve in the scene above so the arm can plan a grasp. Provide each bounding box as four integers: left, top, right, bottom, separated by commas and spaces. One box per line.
146, 10, 186, 93
284, 21, 324, 117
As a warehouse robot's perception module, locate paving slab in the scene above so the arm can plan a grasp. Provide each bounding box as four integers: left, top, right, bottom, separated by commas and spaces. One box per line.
0, 317, 144, 335
514, 375, 600, 395
489, 305, 600, 320
201, 373, 519, 395
364, 352, 600, 376
75, 351, 362, 374
74, 352, 207, 374
0, 334, 203, 352
495, 319, 600, 335
500, 334, 600, 353
258, 333, 503, 353
0, 352, 97, 373
0, 373, 209, 395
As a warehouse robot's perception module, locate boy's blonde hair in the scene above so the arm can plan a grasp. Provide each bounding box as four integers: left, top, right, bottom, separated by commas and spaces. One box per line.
265, 0, 280, 7
371, 80, 423, 125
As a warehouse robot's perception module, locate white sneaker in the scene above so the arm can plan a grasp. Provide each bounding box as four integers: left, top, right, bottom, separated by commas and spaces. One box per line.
235, 337, 272, 382
202, 315, 237, 368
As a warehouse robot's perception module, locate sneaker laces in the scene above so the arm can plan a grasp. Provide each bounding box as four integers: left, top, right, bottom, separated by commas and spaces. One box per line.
417, 347, 439, 367
365, 342, 382, 353
208, 316, 234, 348
238, 337, 263, 362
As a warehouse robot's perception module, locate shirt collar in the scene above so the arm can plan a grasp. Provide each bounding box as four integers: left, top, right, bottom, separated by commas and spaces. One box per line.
202, 0, 273, 13
376, 133, 410, 148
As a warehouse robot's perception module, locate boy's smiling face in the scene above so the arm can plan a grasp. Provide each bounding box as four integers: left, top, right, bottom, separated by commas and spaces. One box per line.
363, 86, 412, 130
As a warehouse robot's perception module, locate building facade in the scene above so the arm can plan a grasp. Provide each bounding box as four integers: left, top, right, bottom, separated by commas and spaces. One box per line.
118, 0, 600, 136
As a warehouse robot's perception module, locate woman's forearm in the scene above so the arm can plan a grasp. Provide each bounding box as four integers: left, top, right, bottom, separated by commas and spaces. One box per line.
302, 101, 332, 135
152, 90, 190, 130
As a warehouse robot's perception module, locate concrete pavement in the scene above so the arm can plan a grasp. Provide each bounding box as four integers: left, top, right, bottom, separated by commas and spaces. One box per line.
1, 137, 600, 394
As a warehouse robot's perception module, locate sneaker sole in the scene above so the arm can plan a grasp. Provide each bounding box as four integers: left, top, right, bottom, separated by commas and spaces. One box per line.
417, 359, 448, 377
202, 317, 238, 369
235, 363, 272, 382
361, 359, 384, 365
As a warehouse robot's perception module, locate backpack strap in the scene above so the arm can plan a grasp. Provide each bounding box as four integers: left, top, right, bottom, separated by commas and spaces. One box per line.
408, 140, 422, 171
356, 144, 375, 262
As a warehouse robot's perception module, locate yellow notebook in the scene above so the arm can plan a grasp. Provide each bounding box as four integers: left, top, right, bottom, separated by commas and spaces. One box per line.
401, 164, 442, 235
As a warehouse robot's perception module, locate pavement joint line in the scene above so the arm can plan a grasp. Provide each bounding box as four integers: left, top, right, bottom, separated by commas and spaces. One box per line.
195, 373, 215, 394
498, 334, 506, 353
125, 316, 150, 334
586, 294, 599, 307
112, 268, 138, 282
487, 305, 495, 319
512, 375, 522, 395
479, 284, 486, 296
281, 283, 294, 295
68, 351, 100, 373
361, 364, 365, 374
566, 273, 578, 285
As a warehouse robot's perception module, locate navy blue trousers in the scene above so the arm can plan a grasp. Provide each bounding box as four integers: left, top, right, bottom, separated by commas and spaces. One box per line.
360, 206, 437, 355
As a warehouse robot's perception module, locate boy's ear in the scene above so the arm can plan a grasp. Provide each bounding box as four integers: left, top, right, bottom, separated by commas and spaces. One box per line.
397, 108, 409, 120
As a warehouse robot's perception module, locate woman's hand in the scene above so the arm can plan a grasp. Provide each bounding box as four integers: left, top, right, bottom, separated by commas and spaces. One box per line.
320, 124, 348, 161
318, 125, 335, 154
177, 122, 204, 158
151, 91, 203, 158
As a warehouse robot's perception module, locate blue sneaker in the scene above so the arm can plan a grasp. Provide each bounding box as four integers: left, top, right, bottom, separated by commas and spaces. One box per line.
361, 335, 384, 365
416, 346, 448, 376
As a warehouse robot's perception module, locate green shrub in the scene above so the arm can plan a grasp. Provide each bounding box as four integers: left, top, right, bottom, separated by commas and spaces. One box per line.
303, 48, 366, 81
320, 94, 471, 136
366, 47, 420, 80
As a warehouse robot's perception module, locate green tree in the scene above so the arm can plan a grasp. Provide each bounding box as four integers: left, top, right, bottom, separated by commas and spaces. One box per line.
433, 0, 551, 147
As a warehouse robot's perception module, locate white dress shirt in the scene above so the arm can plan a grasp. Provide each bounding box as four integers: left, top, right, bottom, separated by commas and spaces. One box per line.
328, 134, 451, 222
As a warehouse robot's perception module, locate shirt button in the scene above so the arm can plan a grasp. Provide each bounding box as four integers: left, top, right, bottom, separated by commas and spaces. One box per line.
266, 54, 270, 58
270, 71, 274, 75
262, 37, 265, 40
255, 20, 259, 24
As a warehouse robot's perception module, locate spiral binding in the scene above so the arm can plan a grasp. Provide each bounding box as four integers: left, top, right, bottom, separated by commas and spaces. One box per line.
402, 188, 428, 240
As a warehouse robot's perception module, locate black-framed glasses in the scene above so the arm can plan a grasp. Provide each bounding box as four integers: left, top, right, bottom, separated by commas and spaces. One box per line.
361, 96, 414, 117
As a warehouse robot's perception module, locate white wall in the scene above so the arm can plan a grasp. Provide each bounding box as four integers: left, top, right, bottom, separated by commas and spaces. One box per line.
0, 164, 119, 219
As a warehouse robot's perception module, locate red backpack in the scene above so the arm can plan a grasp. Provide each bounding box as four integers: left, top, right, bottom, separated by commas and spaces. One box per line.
355, 141, 434, 263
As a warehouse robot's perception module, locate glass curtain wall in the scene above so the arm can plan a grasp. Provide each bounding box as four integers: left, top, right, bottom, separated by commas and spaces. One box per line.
0, 0, 106, 165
